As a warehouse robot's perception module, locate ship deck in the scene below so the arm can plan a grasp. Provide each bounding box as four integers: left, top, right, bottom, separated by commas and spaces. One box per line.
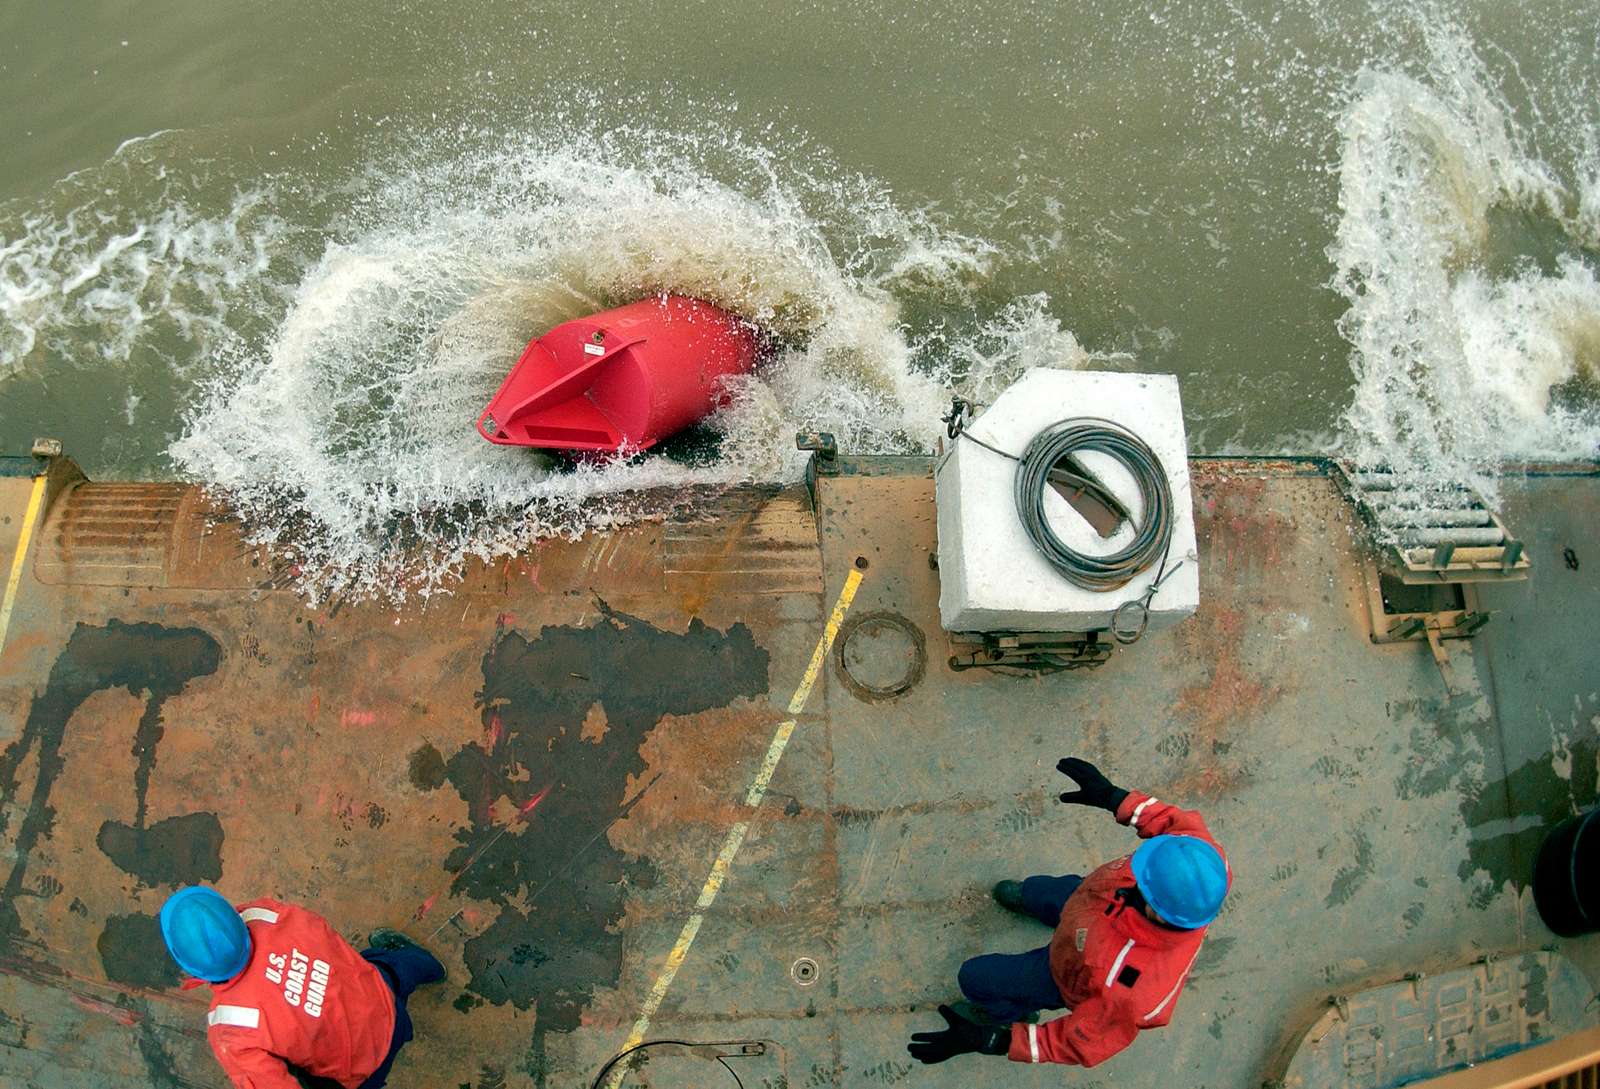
0, 454, 1598, 1089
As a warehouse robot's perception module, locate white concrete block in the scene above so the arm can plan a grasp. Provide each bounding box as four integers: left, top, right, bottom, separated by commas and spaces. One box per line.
936, 369, 1200, 634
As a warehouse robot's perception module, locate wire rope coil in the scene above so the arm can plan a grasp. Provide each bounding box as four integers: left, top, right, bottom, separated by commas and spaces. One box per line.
1011, 417, 1174, 593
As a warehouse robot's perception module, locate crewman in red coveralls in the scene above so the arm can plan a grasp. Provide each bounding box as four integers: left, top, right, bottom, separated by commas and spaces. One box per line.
158, 886, 446, 1088
907, 757, 1230, 1069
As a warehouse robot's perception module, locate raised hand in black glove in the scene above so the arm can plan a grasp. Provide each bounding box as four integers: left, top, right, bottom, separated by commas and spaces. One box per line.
1057, 757, 1129, 812
907, 1004, 1009, 1064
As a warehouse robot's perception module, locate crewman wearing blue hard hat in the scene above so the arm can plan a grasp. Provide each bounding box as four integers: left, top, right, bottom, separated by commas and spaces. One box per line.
160, 885, 446, 1088
907, 757, 1230, 1068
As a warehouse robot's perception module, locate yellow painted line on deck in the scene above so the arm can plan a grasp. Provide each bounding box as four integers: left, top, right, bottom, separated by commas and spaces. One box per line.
607, 568, 863, 1084
0, 475, 48, 659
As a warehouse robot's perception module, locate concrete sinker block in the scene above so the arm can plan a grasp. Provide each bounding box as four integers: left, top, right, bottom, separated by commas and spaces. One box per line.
935, 368, 1199, 634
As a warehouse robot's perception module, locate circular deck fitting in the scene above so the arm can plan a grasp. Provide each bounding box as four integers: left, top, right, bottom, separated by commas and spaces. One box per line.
791, 956, 820, 986
834, 610, 926, 702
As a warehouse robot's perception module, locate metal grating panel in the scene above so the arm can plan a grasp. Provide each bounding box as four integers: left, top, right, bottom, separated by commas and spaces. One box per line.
1335, 464, 1531, 584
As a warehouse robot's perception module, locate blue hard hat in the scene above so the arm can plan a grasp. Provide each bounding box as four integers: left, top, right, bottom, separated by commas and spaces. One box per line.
1130, 835, 1229, 929
158, 887, 250, 982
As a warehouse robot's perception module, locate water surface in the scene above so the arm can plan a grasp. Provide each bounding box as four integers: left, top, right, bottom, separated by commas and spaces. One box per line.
2, 0, 1597, 597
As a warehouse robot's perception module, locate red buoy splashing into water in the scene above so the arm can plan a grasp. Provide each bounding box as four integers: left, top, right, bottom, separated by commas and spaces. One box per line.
476, 295, 759, 453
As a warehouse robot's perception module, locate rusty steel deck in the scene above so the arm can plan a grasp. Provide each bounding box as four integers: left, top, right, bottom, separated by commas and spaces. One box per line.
0, 454, 1597, 1089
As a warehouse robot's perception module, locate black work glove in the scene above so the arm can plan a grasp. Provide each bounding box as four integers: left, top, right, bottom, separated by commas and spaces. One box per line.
1057, 757, 1129, 812
907, 1004, 1009, 1064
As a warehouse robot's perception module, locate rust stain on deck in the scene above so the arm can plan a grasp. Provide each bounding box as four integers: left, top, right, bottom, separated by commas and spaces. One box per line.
1161, 475, 1297, 798
1174, 606, 1279, 732
1193, 473, 1296, 574
1168, 606, 1282, 798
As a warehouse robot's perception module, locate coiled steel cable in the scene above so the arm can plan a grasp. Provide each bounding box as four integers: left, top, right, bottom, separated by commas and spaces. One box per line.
944, 400, 1174, 589
1012, 417, 1174, 593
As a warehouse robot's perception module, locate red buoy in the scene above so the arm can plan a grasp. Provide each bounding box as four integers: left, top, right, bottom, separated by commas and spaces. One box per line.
476, 295, 760, 453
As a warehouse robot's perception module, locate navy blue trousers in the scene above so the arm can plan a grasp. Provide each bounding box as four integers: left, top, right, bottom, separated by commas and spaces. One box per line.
356, 944, 446, 1089
957, 874, 1082, 1023
289, 944, 445, 1089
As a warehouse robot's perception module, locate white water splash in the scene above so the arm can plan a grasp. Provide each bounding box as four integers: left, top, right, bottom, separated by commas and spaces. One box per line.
1331, 17, 1600, 497
167, 125, 1062, 602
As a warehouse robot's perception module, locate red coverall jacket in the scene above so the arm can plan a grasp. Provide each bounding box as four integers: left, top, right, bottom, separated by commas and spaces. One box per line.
190, 898, 396, 1089
1008, 791, 1229, 1067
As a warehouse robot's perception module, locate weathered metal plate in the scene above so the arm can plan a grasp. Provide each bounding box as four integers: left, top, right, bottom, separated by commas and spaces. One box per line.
1280, 952, 1597, 1089
0, 458, 1597, 1089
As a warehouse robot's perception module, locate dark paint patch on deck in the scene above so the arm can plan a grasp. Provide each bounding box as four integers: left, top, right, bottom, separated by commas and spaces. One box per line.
409, 742, 447, 791
1383, 685, 1597, 899
443, 602, 769, 1045
97, 812, 225, 888
98, 913, 181, 990
1460, 737, 1600, 894
0, 620, 221, 947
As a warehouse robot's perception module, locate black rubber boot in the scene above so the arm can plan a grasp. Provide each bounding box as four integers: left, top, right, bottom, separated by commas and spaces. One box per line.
992, 880, 1027, 916
367, 927, 421, 952
367, 928, 447, 985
